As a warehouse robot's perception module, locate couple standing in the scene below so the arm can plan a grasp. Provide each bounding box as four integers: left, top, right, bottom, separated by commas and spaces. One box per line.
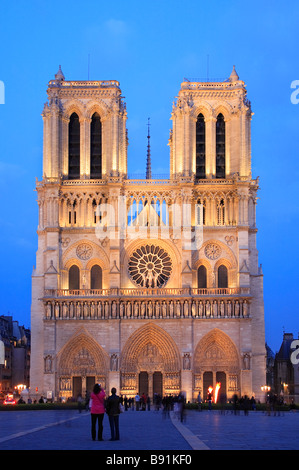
90, 384, 120, 441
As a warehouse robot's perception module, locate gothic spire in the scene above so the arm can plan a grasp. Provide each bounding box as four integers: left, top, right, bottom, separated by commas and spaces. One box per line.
146, 117, 152, 179
55, 65, 65, 81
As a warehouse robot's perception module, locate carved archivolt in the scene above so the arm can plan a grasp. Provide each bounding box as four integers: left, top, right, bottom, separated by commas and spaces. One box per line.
57, 329, 109, 376
120, 323, 181, 374
194, 329, 240, 373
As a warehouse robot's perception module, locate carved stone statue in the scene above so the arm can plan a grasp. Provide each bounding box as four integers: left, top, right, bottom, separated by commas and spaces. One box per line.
206, 301, 211, 317
155, 302, 160, 317
243, 353, 250, 370
134, 302, 139, 317
169, 301, 174, 317
198, 301, 203, 317
119, 302, 124, 318
104, 301, 109, 318
183, 353, 191, 370
176, 301, 181, 318
184, 301, 189, 317
141, 302, 146, 318
46, 302, 52, 319
191, 302, 196, 318
97, 301, 102, 318
126, 301, 132, 318
112, 301, 117, 318
162, 301, 167, 318
55, 303, 60, 319
148, 301, 153, 318
91, 302, 96, 318
110, 353, 118, 371
69, 302, 74, 318
243, 300, 249, 317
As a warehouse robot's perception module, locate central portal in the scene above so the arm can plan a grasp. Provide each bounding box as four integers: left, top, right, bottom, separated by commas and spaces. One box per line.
121, 324, 181, 399
139, 371, 163, 398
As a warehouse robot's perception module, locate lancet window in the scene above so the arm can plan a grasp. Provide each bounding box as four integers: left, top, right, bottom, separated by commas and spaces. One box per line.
196, 113, 206, 179
90, 265, 102, 289
196, 198, 206, 226
198, 265, 207, 288
216, 113, 225, 178
217, 198, 225, 226
68, 113, 80, 179
69, 265, 80, 290
90, 112, 102, 179
218, 265, 228, 288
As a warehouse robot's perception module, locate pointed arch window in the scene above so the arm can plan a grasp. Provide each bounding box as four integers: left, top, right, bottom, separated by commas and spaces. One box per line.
68, 113, 80, 179
90, 265, 102, 290
196, 113, 206, 179
216, 113, 225, 178
198, 265, 207, 288
217, 199, 225, 225
69, 265, 80, 290
218, 264, 228, 288
90, 112, 102, 179
196, 198, 206, 226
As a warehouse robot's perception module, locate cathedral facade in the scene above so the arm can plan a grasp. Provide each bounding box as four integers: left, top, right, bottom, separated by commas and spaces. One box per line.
30, 66, 266, 403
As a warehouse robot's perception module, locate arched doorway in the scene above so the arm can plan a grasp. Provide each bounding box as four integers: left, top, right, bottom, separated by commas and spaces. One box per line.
120, 323, 181, 399
193, 329, 240, 402
57, 330, 108, 400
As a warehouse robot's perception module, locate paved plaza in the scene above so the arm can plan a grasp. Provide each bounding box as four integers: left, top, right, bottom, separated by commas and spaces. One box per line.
0, 407, 298, 452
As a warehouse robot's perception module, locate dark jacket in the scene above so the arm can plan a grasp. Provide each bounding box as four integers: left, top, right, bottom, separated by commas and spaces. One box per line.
106, 393, 120, 416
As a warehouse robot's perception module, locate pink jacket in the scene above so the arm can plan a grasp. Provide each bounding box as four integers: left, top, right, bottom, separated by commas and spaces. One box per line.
90, 390, 106, 414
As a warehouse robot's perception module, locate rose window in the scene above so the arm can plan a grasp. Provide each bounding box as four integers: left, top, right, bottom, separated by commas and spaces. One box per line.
128, 244, 172, 288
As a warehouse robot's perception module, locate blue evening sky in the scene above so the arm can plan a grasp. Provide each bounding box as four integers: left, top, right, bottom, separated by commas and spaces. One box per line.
0, 0, 298, 353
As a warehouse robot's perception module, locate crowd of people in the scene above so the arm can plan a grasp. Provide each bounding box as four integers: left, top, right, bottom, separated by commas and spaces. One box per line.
76, 385, 290, 442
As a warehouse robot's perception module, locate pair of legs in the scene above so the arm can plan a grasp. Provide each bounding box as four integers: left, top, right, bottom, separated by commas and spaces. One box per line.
91, 413, 104, 440
108, 415, 120, 440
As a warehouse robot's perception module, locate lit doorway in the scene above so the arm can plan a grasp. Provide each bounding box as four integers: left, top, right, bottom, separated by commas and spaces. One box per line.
153, 371, 163, 397
139, 372, 148, 395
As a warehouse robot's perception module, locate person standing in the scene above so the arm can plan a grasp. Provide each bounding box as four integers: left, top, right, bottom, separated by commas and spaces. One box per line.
135, 393, 140, 411
197, 392, 202, 411
106, 387, 121, 441
90, 383, 106, 441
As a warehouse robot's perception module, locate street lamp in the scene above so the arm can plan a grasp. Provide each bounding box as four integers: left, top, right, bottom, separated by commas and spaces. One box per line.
261, 385, 271, 404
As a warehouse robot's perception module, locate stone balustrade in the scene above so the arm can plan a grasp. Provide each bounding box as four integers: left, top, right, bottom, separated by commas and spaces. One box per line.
44, 287, 250, 298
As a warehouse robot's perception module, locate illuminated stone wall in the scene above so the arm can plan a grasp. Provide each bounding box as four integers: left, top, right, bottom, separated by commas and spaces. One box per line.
30, 67, 266, 403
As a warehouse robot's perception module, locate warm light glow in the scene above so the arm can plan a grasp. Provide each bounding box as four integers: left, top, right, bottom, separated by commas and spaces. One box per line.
207, 383, 221, 403
15, 384, 26, 391
214, 382, 221, 403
